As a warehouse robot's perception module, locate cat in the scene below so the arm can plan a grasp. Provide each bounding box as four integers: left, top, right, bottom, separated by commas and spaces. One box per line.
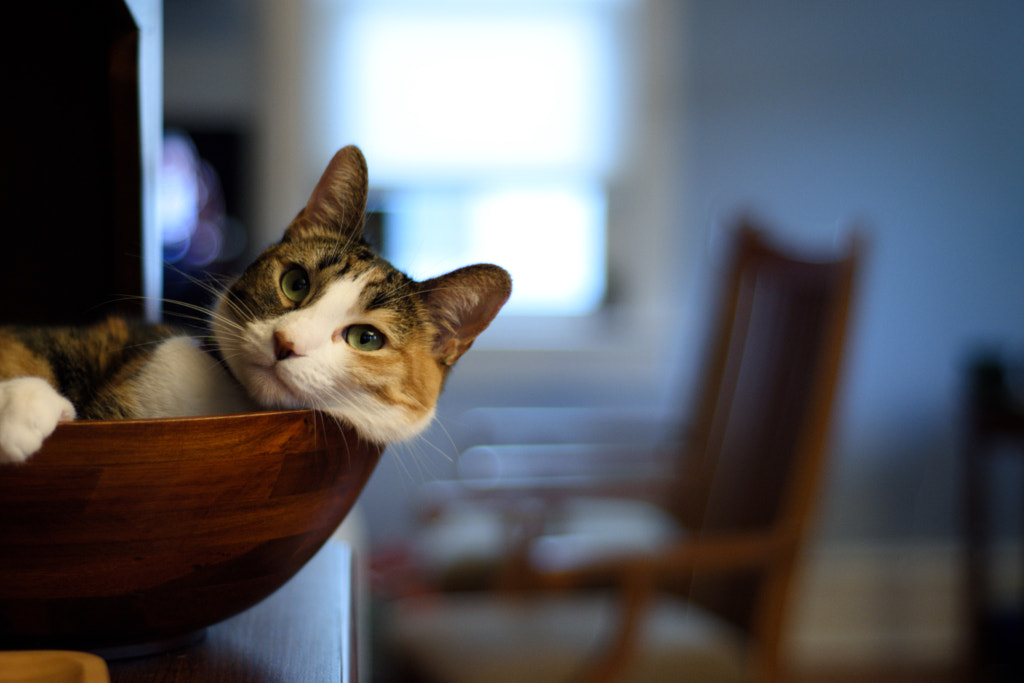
0, 145, 511, 464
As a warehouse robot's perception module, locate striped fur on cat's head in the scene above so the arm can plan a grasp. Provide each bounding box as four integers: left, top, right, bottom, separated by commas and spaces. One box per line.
212, 146, 511, 443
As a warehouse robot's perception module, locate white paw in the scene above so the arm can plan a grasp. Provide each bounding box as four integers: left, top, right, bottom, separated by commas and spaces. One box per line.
0, 377, 76, 464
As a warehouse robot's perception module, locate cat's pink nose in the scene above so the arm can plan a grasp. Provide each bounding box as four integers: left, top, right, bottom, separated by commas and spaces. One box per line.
273, 331, 298, 361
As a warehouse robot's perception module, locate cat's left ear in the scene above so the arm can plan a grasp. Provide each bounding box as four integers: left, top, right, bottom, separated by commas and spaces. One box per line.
285, 145, 368, 241
421, 265, 512, 366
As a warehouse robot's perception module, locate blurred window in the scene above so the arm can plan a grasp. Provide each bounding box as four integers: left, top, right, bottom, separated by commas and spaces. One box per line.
334, 0, 627, 316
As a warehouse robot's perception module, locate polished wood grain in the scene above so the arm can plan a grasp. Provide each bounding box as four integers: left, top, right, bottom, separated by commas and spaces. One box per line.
107, 542, 356, 683
0, 411, 381, 654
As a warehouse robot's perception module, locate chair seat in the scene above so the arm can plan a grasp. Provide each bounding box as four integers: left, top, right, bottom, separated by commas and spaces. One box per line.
414, 497, 681, 588
413, 499, 513, 588
531, 497, 682, 572
389, 592, 749, 683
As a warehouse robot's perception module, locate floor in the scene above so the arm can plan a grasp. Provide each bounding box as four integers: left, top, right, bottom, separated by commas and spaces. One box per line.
788, 667, 965, 683
794, 660, 1024, 683
374, 657, 970, 683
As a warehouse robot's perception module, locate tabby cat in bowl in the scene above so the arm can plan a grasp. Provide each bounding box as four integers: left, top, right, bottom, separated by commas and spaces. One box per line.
0, 145, 511, 463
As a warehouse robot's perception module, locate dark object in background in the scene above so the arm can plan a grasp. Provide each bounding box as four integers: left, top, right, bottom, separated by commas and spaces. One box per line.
968, 350, 1016, 415
0, 1, 149, 324
963, 348, 1024, 682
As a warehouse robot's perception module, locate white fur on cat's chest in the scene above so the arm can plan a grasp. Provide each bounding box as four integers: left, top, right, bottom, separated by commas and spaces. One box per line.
132, 337, 255, 417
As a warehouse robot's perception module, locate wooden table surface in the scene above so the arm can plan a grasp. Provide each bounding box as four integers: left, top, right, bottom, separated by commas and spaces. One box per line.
107, 542, 355, 683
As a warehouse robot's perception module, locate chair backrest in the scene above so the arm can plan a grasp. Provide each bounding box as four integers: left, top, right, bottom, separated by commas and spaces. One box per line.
670, 222, 861, 634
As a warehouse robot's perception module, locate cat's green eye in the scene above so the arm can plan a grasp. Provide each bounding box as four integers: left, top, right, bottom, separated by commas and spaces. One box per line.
345, 324, 385, 352
280, 267, 310, 303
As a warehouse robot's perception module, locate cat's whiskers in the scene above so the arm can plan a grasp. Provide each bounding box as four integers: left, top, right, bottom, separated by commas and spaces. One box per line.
381, 282, 463, 305
323, 410, 356, 468
211, 348, 254, 368
325, 211, 365, 264
219, 289, 262, 326
402, 395, 460, 468
334, 382, 458, 486
169, 266, 262, 327
383, 438, 421, 488
163, 266, 255, 322
117, 336, 185, 356
162, 300, 241, 332
103, 293, 247, 338
385, 431, 451, 487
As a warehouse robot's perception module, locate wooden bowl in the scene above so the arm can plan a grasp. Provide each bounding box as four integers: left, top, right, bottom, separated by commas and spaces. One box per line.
0, 410, 382, 656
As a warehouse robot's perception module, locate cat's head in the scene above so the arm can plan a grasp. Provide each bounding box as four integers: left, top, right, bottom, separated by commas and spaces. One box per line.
212, 146, 511, 443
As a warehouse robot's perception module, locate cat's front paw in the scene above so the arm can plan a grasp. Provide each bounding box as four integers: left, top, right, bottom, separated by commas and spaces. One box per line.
0, 377, 76, 464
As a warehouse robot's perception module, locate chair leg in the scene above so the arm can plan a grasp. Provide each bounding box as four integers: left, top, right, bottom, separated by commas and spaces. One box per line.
574, 569, 653, 683
750, 557, 798, 683
497, 501, 548, 591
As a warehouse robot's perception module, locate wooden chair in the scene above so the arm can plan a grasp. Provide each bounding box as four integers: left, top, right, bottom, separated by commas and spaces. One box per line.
389, 223, 863, 683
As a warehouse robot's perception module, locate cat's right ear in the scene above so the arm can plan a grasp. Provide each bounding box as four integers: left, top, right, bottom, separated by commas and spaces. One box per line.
284, 146, 369, 241
421, 265, 512, 367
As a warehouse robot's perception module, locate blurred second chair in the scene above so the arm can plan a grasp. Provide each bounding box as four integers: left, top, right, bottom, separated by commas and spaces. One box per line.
388, 223, 862, 683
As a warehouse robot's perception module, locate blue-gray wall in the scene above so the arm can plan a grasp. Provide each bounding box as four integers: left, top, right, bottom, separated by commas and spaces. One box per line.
681, 0, 1024, 541
165, 0, 1024, 545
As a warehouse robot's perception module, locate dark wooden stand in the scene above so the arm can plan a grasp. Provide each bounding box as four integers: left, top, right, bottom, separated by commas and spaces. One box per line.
0, 0, 160, 325
108, 542, 356, 683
